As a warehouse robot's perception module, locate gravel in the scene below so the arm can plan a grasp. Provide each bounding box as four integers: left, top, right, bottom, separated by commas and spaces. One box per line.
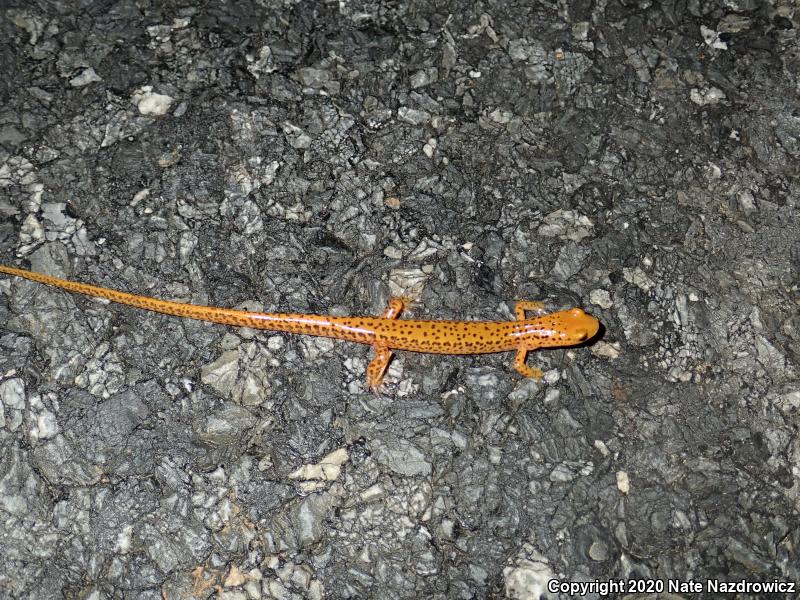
1, 1, 798, 598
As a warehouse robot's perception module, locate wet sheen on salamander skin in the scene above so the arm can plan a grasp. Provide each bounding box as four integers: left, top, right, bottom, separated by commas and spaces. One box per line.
0, 265, 600, 390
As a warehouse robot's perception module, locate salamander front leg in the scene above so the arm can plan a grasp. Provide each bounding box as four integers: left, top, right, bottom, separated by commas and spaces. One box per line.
515, 301, 547, 320
513, 347, 543, 380
367, 346, 393, 391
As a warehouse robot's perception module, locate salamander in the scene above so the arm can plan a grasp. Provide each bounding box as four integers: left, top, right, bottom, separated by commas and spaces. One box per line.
0, 264, 599, 389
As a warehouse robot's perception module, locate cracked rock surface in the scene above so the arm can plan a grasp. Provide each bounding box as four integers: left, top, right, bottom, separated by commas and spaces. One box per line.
1, 1, 798, 598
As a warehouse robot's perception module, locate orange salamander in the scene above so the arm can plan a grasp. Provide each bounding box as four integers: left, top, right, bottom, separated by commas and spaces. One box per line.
0, 264, 599, 389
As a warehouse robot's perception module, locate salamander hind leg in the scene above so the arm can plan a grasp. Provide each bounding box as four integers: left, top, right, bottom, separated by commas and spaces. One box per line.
381, 297, 409, 319
513, 348, 544, 380
515, 301, 547, 320
367, 346, 393, 392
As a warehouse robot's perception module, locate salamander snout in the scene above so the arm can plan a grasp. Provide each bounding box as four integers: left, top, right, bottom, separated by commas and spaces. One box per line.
562, 308, 600, 343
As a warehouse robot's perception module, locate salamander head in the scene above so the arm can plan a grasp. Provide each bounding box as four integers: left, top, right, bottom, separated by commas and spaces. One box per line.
554, 307, 600, 345
522, 307, 600, 347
